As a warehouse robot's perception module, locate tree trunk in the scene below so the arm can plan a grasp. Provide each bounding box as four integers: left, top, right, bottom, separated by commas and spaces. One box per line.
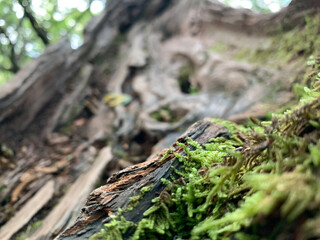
0, 0, 319, 239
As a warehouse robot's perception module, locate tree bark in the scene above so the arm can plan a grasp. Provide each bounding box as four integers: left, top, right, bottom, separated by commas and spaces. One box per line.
58, 120, 228, 239
0, 0, 319, 239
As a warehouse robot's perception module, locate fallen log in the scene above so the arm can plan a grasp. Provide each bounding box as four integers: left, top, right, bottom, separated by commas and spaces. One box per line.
58, 120, 228, 239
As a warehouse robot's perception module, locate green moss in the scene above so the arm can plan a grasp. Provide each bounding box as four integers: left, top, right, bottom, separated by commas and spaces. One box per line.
113, 149, 127, 159
90, 184, 155, 240
159, 148, 172, 162
150, 106, 185, 123
30, 221, 42, 232
150, 106, 172, 122
127, 184, 155, 211
90, 216, 134, 240
230, 14, 320, 67
209, 42, 231, 53
132, 201, 173, 240
92, 56, 320, 239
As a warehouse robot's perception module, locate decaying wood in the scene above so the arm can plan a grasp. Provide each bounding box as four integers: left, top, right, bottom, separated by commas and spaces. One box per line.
0, 159, 30, 204
58, 120, 228, 239
1, 0, 320, 239
0, 180, 55, 240
30, 147, 113, 240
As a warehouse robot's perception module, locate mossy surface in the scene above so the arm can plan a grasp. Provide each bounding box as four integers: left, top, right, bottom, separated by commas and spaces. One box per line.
90, 54, 320, 239
212, 14, 320, 68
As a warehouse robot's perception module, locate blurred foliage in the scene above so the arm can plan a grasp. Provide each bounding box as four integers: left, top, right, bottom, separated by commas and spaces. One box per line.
0, 0, 106, 85
210, 12, 320, 74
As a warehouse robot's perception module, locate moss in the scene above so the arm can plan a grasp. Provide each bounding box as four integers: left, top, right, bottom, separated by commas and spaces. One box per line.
30, 221, 42, 231
113, 149, 127, 159
224, 14, 320, 68
131, 201, 173, 240
91, 53, 320, 239
127, 184, 155, 211
150, 105, 185, 123
209, 42, 231, 53
90, 184, 155, 240
150, 106, 171, 122
90, 216, 134, 240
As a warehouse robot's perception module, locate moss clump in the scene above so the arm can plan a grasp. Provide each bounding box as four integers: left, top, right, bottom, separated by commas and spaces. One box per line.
90, 215, 135, 240
150, 105, 186, 123
92, 57, 320, 239
150, 106, 173, 122
272, 15, 320, 61
90, 184, 154, 240
127, 184, 155, 211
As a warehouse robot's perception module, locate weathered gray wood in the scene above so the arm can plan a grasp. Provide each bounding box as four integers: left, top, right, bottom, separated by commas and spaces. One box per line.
0, 180, 55, 240
30, 147, 113, 240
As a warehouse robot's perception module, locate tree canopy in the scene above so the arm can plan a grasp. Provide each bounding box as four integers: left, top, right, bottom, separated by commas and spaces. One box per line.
0, 0, 105, 84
